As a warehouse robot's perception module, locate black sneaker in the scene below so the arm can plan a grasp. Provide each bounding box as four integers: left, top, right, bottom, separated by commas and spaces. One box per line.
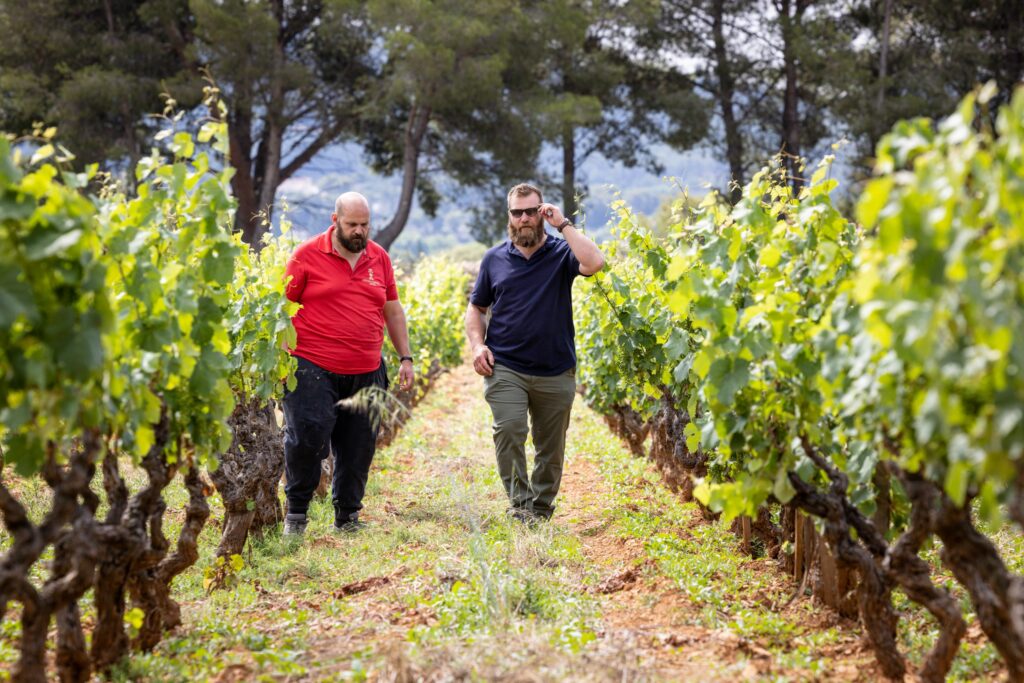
507, 507, 538, 524
283, 513, 308, 537
333, 512, 367, 533
532, 509, 553, 522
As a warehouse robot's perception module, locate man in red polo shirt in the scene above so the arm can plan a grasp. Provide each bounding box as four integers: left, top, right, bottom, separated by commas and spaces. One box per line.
282, 191, 414, 536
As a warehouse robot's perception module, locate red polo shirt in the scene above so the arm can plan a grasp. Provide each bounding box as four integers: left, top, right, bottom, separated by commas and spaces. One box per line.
285, 226, 399, 375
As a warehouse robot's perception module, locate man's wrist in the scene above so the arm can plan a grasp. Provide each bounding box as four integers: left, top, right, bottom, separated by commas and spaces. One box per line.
556, 219, 573, 233
399, 355, 414, 363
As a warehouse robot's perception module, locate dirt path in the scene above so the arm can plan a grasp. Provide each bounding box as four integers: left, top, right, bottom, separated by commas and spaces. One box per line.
559, 452, 730, 681
206, 357, 878, 682
378, 359, 875, 680
557, 396, 874, 681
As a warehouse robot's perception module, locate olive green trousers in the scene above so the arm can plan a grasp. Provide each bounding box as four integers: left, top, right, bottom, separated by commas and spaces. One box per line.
483, 364, 577, 518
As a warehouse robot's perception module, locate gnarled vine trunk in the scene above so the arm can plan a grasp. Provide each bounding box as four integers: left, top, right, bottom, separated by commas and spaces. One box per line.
129, 464, 209, 649
786, 439, 969, 682
91, 415, 173, 672
210, 399, 284, 559
787, 468, 905, 681
648, 391, 704, 502
0, 433, 102, 683
887, 468, 966, 682
932, 487, 1024, 679
601, 404, 649, 458
90, 406, 210, 667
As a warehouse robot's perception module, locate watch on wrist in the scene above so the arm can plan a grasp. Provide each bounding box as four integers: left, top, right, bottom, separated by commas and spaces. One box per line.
556, 218, 572, 233
399, 355, 414, 363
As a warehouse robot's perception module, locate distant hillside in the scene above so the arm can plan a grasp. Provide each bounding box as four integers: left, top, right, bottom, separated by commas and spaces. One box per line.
276, 141, 728, 259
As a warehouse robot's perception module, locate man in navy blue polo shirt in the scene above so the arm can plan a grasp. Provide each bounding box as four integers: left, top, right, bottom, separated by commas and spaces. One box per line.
465, 182, 605, 522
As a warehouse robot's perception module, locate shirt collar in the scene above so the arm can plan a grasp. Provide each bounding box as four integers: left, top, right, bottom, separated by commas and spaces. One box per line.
316, 225, 336, 254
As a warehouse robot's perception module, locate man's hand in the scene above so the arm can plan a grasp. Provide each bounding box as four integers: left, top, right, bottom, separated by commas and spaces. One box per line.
472, 344, 494, 377
398, 360, 415, 391
538, 203, 567, 228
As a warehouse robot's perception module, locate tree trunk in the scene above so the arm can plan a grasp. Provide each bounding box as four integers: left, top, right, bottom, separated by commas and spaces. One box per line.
711, 0, 745, 202
131, 465, 209, 651
791, 438, 905, 679
52, 462, 102, 683
780, 502, 796, 574
248, 8, 286, 250
373, 104, 432, 250
778, 0, 805, 190
230, 104, 259, 244
90, 525, 139, 671
220, 509, 257, 556
127, 494, 171, 653
251, 469, 283, 536
14, 590, 49, 683
875, 0, 893, 125
315, 452, 333, 500
562, 124, 577, 219
56, 597, 91, 683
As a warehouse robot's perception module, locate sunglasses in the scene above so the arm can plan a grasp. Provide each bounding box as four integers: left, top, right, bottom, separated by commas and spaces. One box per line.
508, 206, 541, 218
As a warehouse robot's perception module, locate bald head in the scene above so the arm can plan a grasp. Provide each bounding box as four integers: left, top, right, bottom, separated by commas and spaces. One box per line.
332, 191, 371, 254
335, 191, 370, 218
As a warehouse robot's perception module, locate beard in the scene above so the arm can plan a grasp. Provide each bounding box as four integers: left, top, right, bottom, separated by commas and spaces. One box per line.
338, 231, 366, 253
507, 220, 543, 248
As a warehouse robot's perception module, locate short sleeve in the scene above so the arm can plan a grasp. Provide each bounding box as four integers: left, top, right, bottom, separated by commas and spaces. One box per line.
470, 254, 493, 308
284, 254, 306, 302
382, 253, 399, 301
565, 244, 583, 278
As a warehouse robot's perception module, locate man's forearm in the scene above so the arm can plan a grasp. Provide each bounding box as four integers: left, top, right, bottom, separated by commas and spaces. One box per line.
562, 225, 605, 273
465, 303, 487, 348
385, 308, 412, 357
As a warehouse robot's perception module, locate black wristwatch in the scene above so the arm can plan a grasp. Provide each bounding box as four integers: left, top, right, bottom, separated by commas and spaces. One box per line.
556, 218, 572, 233
399, 355, 414, 363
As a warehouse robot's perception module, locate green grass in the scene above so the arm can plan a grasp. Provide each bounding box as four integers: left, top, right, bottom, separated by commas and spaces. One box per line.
2, 369, 1023, 681
0, 374, 604, 681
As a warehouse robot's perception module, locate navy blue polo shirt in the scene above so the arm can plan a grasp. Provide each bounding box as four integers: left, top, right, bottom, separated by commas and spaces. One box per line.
470, 236, 585, 376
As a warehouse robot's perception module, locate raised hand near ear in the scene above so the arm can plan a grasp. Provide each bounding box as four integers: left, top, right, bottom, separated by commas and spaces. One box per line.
538, 203, 566, 228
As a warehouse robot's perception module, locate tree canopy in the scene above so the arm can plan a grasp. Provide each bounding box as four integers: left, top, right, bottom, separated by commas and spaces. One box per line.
1, 0, 1021, 245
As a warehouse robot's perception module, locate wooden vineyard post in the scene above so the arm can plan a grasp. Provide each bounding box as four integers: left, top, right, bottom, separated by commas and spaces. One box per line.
741, 516, 752, 555
781, 504, 796, 574
788, 515, 859, 618
802, 514, 816, 580
817, 530, 839, 608
793, 511, 820, 598
794, 509, 804, 581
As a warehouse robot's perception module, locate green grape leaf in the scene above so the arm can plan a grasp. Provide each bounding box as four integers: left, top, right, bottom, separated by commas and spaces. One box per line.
0, 265, 38, 327
55, 325, 103, 381
944, 461, 970, 508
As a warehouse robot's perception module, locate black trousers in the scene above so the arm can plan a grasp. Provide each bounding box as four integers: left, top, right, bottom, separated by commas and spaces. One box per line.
283, 356, 388, 521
